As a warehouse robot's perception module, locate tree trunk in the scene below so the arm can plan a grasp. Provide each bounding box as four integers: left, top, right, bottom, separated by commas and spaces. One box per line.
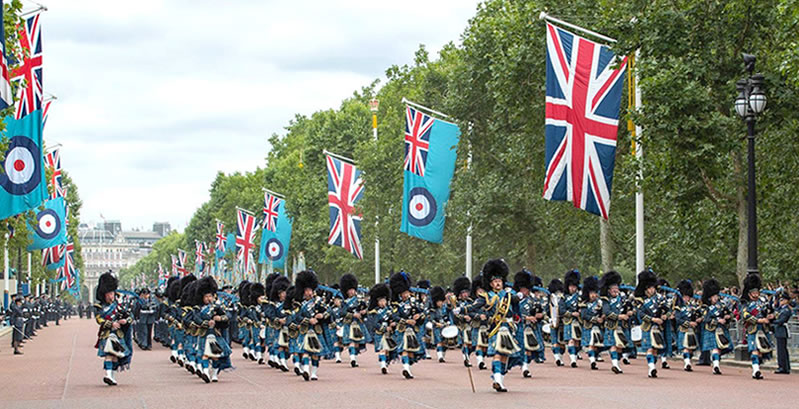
733, 150, 747, 287
600, 217, 614, 273
525, 242, 536, 272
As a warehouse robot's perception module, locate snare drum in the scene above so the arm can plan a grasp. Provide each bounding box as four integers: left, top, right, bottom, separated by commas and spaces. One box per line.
441, 325, 459, 348
631, 325, 643, 342
542, 323, 551, 334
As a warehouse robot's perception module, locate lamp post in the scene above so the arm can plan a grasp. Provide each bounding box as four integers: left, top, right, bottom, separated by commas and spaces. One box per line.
369, 99, 380, 284
733, 53, 767, 275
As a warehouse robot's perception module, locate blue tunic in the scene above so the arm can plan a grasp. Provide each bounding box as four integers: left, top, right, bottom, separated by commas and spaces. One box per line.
636, 294, 663, 351
198, 304, 233, 370
701, 303, 733, 354
561, 292, 581, 342
742, 299, 773, 360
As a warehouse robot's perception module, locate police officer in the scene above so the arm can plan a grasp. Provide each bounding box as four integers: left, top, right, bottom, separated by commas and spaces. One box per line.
773, 290, 793, 374
9, 295, 25, 354
135, 288, 157, 350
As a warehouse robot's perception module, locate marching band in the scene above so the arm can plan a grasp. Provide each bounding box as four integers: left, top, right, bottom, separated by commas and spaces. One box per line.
89, 260, 793, 392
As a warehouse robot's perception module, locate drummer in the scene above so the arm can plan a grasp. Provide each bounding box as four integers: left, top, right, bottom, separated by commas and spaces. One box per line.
428, 286, 453, 363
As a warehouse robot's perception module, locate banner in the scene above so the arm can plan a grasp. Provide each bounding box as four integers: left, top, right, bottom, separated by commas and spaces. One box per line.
259, 193, 292, 269
27, 196, 67, 250
0, 110, 45, 219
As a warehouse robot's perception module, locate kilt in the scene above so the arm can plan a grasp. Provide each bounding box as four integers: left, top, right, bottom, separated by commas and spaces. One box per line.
701, 326, 732, 354
341, 321, 367, 345
640, 329, 661, 352
746, 332, 773, 360
562, 321, 577, 342
603, 328, 617, 348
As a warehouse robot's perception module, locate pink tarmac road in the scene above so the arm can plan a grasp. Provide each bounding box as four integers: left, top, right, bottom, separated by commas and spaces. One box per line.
0, 318, 795, 409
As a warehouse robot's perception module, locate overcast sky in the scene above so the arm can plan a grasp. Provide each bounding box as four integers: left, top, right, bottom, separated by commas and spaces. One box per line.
43, 0, 480, 232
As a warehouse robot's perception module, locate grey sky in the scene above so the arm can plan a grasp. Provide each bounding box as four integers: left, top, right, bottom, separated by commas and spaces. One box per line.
43, 0, 480, 231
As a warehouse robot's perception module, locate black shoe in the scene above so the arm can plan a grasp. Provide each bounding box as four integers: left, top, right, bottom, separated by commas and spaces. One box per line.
753, 370, 763, 380
523, 369, 531, 378
350, 361, 359, 368
648, 369, 658, 378
13, 350, 23, 355
438, 358, 445, 363
381, 367, 388, 375
178, 359, 184, 367
591, 362, 598, 370
201, 373, 211, 383
571, 362, 577, 368
294, 367, 301, 376
302, 371, 310, 381
258, 358, 264, 365
478, 362, 486, 370
280, 365, 289, 372
170, 356, 176, 363
773, 370, 790, 374
662, 361, 670, 369
242, 352, 248, 359
402, 369, 413, 379
492, 382, 507, 392
464, 359, 472, 368
713, 366, 722, 375
103, 376, 114, 386
622, 358, 630, 365
187, 366, 195, 374
684, 364, 693, 372
612, 366, 622, 374
268, 360, 277, 368
555, 359, 564, 367
696, 362, 710, 366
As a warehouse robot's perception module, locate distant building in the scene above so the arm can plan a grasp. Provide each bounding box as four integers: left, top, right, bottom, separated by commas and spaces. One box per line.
152, 222, 171, 237
102, 220, 122, 236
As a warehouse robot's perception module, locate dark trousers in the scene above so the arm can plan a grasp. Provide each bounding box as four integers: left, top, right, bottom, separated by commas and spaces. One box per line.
776, 337, 790, 372
144, 323, 153, 349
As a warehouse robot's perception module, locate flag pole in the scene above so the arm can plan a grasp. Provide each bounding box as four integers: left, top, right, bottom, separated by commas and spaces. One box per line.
401, 97, 454, 120
262, 187, 286, 199
370, 99, 381, 284
465, 132, 473, 280
632, 50, 645, 280
235, 206, 255, 216
538, 12, 617, 44
322, 149, 356, 165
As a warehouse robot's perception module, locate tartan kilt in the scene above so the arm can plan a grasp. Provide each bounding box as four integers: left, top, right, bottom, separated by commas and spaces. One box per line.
640, 329, 661, 351
701, 327, 732, 354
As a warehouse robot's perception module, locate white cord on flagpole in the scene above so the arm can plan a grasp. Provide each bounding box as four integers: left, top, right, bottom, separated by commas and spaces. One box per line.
235, 206, 255, 216
20, 3, 47, 18
401, 97, 453, 120
322, 149, 356, 165
261, 188, 285, 199
538, 12, 617, 44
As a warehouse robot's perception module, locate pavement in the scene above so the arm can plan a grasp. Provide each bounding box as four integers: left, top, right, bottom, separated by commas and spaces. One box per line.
0, 318, 797, 409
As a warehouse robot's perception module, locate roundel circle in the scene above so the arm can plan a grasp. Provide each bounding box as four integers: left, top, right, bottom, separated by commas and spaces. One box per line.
0, 135, 42, 195
35, 209, 61, 240
407, 187, 437, 227
266, 238, 284, 261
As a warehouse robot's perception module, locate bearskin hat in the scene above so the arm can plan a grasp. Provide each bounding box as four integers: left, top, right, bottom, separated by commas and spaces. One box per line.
295, 270, 319, 293
179, 274, 197, 295
269, 276, 290, 302
430, 286, 446, 304
249, 283, 266, 305
742, 273, 762, 302
513, 270, 533, 291
634, 270, 658, 298
416, 279, 431, 290
657, 278, 671, 291
481, 259, 509, 289
677, 279, 694, 298
196, 276, 218, 298
264, 273, 280, 297
564, 269, 581, 290
548, 278, 564, 294
389, 271, 412, 301
167, 280, 180, 302
702, 278, 720, 305
183, 281, 199, 306
472, 273, 485, 296
599, 271, 622, 297
166, 276, 179, 290
339, 273, 358, 296
239, 282, 252, 306
284, 285, 300, 308
96, 272, 118, 304
581, 276, 600, 301
453, 276, 471, 297
532, 275, 543, 289
368, 283, 390, 310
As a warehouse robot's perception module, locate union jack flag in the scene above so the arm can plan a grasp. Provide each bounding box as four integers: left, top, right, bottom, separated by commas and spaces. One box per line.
326, 154, 364, 259
176, 249, 188, 277
171, 254, 178, 276
215, 221, 225, 252
543, 23, 627, 219
63, 240, 76, 289
44, 148, 65, 198
404, 106, 434, 177
42, 98, 52, 128
0, 1, 13, 110
235, 209, 258, 274
195, 240, 204, 269
10, 12, 42, 120
41, 243, 64, 267
157, 262, 167, 283
262, 192, 281, 232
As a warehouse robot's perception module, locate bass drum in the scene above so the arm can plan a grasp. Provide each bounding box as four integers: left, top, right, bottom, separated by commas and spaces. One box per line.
631, 325, 643, 342
542, 323, 551, 334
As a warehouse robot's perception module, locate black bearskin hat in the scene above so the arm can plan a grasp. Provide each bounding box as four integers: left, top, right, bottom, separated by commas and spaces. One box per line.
430, 286, 446, 304
339, 273, 358, 296
295, 270, 319, 293
270, 276, 290, 302
167, 280, 180, 302
368, 283, 390, 310
264, 273, 280, 298
236, 280, 250, 295
284, 285, 300, 308
239, 282, 252, 306
532, 275, 543, 289
179, 274, 197, 294
472, 273, 485, 296
196, 276, 218, 298
513, 270, 533, 292
482, 259, 509, 289
548, 278, 564, 294
634, 270, 658, 298
453, 276, 471, 297
96, 272, 118, 304
702, 278, 720, 305
657, 278, 671, 291
249, 283, 266, 305
564, 269, 581, 290
677, 279, 694, 298
166, 276, 179, 291
389, 271, 412, 301
416, 279, 431, 290
741, 273, 762, 302
183, 281, 199, 306
599, 271, 622, 297
581, 276, 599, 301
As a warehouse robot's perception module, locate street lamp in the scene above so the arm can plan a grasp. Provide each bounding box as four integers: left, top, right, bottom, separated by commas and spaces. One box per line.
733, 53, 767, 275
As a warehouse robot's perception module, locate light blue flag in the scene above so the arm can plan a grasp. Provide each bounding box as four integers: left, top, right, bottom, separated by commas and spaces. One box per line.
0, 110, 46, 219
28, 197, 67, 250
225, 233, 236, 254
46, 256, 65, 270
400, 106, 460, 243
259, 201, 293, 269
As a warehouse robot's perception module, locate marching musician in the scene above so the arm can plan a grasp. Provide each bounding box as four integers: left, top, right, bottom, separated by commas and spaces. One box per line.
196, 276, 232, 383
740, 273, 772, 380
94, 272, 132, 386
451, 276, 474, 367
166, 277, 181, 364
658, 279, 676, 369
469, 274, 490, 370
180, 277, 199, 375
548, 278, 566, 366
530, 275, 548, 364
368, 283, 396, 374
674, 279, 701, 371
580, 276, 603, 371
295, 270, 324, 381
260, 274, 280, 365
700, 278, 732, 375
599, 271, 626, 374
634, 269, 665, 378
340, 273, 368, 367
236, 282, 253, 361
562, 269, 582, 368
513, 270, 538, 378
248, 283, 267, 364
269, 278, 292, 372
390, 271, 426, 379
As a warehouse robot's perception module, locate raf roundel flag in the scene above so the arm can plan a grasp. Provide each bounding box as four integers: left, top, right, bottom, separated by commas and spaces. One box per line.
400, 106, 460, 244
27, 196, 67, 250
0, 110, 46, 219
259, 203, 292, 269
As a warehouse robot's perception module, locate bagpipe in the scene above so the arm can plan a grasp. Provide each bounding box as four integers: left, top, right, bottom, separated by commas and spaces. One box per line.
318, 285, 343, 299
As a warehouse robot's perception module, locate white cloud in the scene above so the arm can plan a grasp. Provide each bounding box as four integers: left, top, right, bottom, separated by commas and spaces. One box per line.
42, 0, 480, 231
